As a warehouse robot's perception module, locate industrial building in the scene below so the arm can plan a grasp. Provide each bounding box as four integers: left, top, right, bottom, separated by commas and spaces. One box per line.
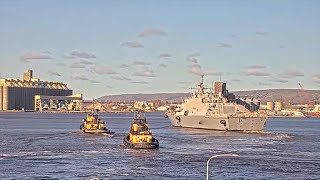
0, 70, 80, 111
34, 94, 83, 111
214, 82, 227, 97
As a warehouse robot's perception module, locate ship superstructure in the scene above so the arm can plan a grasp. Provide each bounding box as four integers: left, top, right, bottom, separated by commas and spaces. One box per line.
166, 76, 267, 131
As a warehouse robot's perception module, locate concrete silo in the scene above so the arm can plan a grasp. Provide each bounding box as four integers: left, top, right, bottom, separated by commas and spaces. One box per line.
266, 101, 274, 111
275, 101, 283, 111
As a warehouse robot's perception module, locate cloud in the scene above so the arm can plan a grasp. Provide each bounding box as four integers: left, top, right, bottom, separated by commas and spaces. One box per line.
138, 29, 168, 38
20, 52, 52, 62
242, 65, 269, 76
218, 42, 232, 48
119, 64, 130, 68
187, 52, 200, 57
92, 65, 119, 75
256, 31, 268, 36
42, 51, 51, 54
186, 53, 200, 63
79, 60, 95, 65
64, 50, 96, 59
47, 70, 61, 77
244, 65, 267, 69
271, 77, 289, 83
131, 81, 149, 84
158, 53, 172, 59
177, 81, 191, 85
159, 63, 167, 68
279, 69, 304, 79
312, 74, 320, 84
89, 80, 100, 84
231, 78, 241, 82
106, 85, 113, 89
225, 72, 234, 76
186, 57, 198, 63
243, 69, 269, 76
272, 78, 289, 83
110, 76, 131, 81
133, 67, 156, 77
70, 63, 86, 69
133, 61, 152, 66
258, 82, 272, 86
189, 63, 219, 76
70, 73, 89, 81
121, 41, 144, 48
56, 62, 66, 67
277, 79, 289, 83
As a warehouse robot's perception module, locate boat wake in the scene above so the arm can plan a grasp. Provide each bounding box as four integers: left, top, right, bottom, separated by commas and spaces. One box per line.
243, 131, 274, 134
244, 131, 294, 139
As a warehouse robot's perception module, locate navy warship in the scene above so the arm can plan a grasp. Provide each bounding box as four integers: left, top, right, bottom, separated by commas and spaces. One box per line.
165, 76, 267, 131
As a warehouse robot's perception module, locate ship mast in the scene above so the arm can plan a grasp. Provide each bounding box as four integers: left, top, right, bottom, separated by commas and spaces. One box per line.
92, 98, 95, 114
201, 75, 204, 85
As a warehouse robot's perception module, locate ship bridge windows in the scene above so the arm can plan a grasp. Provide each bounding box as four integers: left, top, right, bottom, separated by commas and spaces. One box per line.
209, 104, 216, 108
138, 126, 149, 132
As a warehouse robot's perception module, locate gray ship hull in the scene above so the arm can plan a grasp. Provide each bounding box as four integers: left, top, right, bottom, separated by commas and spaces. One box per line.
168, 114, 266, 131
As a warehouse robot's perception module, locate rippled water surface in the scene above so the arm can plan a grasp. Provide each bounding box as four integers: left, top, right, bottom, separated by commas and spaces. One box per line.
0, 112, 320, 179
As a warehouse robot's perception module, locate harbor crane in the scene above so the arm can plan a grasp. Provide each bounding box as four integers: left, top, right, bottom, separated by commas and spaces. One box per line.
298, 83, 314, 107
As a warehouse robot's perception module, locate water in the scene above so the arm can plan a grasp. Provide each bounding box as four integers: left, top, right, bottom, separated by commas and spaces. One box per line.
0, 112, 319, 180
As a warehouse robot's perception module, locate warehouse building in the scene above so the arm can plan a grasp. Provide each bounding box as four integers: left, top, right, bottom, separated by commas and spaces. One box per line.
0, 70, 74, 110
34, 94, 83, 111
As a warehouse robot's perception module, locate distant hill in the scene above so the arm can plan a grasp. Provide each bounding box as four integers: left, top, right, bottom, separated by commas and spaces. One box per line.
97, 93, 190, 103
233, 89, 320, 104
97, 89, 320, 104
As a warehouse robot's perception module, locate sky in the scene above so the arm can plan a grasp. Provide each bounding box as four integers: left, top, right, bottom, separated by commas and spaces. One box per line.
0, 0, 319, 99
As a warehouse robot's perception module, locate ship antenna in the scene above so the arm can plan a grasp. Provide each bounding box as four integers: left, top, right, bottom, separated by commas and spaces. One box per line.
201, 75, 204, 84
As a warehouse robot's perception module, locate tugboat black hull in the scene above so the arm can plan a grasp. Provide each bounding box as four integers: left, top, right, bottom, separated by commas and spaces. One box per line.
80, 124, 111, 134
123, 135, 159, 149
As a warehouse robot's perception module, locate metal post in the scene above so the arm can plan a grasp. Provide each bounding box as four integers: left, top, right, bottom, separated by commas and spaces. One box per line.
206, 153, 239, 180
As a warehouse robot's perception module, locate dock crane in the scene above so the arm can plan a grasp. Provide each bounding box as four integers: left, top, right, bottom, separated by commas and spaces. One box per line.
298, 83, 314, 107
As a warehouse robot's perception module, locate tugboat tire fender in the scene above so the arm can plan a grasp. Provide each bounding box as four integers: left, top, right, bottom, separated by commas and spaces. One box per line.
220, 120, 226, 126
175, 116, 180, 120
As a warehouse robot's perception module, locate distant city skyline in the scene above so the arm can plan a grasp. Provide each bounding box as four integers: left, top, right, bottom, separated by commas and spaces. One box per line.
0, 0, 319, 99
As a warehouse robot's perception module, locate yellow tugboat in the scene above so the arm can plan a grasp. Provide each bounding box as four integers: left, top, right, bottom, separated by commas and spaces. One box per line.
123, 111, 159, 149
80, 100, 111, 134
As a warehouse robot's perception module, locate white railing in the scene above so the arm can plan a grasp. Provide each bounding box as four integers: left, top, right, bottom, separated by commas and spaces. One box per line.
206, 153, 239, 180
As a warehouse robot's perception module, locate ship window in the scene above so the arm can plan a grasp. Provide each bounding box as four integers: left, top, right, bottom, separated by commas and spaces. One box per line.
184, 110, 189, 116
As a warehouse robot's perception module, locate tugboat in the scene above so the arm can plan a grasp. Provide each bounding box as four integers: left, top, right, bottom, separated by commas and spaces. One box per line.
80, 100, 111, 134
123, 111, 159, 149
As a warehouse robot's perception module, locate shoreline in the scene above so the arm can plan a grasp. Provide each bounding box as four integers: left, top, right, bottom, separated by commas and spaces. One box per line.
1, 110, 319, 118
0, 110, 165, 113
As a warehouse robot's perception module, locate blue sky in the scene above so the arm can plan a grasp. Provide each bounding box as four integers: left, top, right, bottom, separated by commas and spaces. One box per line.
0, 0, 319, 99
